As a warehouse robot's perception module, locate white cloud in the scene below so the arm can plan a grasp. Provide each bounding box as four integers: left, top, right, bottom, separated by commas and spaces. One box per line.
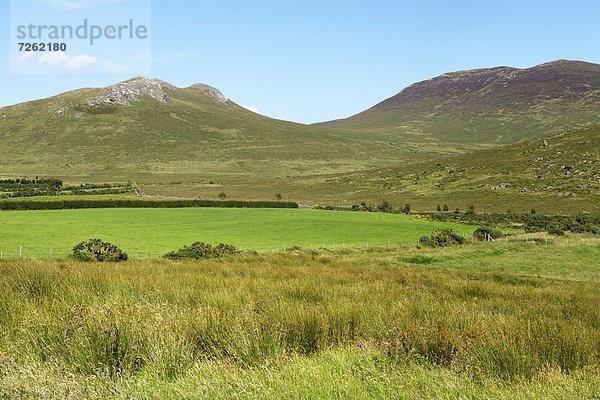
40, 0, 127, 11
16, 51, 126, 73
241, 105, 260, 114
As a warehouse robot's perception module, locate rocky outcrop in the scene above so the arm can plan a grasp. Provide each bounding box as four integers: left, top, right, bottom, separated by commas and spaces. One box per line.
84, 78, 231, 107
189, 83, 229, 105
86, 77, 178, 107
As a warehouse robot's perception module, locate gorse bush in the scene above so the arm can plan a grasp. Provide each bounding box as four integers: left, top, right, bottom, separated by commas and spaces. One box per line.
547, 225, 565, 236
72, 239, 128, 262
165, 242, 239, 260
473, 227, 504, 241
419, 229, 465, 247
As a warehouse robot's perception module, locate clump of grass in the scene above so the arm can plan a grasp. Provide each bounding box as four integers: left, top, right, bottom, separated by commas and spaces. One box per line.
402, 255, 437, 264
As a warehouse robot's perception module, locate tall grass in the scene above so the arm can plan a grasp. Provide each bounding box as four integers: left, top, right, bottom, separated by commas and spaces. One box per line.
0, 242, 598, 397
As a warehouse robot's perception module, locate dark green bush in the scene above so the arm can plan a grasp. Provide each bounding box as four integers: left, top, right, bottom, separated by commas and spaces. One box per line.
377, 200, 393, 213
567, 223, 599, 235
473, 227, 504, 241
72, 239, 128, 262
547, 225, 565, 236
524, 224, 545, 233
419, 229, 465, 247
165, 242, 239, 260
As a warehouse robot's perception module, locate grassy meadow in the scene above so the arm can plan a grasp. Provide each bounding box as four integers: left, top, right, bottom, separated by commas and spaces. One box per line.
0, 236, 599, 398
0, 208, 477, 258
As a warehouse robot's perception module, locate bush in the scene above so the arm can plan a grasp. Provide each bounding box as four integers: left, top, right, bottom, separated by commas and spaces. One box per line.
524, 224, 545, 233
567, 223, 599, 235
165, 242, 239, 260
377, 200, 393, 213
547, 225, 565, 236
72, 239, 128, 262
419, 229, 465, 247
473, 227, 504, 241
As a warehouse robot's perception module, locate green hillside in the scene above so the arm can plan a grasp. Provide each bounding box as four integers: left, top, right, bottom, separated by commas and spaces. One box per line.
0, 78, 416, 184
322, 60, 600, 145
303, 125, 600, 213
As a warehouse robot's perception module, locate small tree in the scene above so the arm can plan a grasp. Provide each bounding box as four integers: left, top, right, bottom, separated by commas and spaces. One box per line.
436, 205, 442, 212
443, 204, 449, 212
218, 192, 227, 199
401, 204, 411, 214
275, 193, 283, 201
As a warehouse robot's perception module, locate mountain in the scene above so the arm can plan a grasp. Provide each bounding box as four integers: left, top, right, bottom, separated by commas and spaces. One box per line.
0, 77, 407, 184
322, 60, 600, 145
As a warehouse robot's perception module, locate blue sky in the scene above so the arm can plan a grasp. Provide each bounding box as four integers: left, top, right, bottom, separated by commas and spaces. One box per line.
1, 0, 599, 123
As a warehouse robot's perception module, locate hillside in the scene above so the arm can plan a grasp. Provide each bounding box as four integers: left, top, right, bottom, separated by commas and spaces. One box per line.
0, 77, 410, 185
305, 125, 600, 213
1, 65, 599, 212
322, 60, 600, 145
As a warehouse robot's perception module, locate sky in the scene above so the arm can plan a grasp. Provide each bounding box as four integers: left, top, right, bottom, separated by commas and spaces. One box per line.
1, 0, 599, 123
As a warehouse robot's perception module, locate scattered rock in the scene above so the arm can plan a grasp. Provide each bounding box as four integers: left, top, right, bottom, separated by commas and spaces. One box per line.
558, 192, 575, 198
492, 183, 510, 190
51, 106, 68, 116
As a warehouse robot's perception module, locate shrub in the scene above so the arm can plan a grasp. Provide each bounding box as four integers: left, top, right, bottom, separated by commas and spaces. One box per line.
547, 225, 565, 236
473, 227, 504, 241
72, 239, 128, 262
377, 200, 393, 213
567, 223, 599, 235
165, 242, 239, 260
401, 204, 411, 214
419, 229, 465, 247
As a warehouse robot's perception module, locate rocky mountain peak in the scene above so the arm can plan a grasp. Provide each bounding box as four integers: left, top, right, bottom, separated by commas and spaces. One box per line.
189, 83, 229, 105
86, 77, 178, 107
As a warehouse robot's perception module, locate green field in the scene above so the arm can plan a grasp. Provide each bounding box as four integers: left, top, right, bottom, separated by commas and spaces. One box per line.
0, 208, 476, 258
0, 237, 599, 398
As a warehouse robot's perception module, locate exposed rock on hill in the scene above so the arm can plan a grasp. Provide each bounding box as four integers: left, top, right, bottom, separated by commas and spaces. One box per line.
189, 83, 229, 105
86, 77, 177, 107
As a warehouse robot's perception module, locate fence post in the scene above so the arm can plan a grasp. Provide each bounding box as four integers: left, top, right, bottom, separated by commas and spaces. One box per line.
19, 246, 23, 258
